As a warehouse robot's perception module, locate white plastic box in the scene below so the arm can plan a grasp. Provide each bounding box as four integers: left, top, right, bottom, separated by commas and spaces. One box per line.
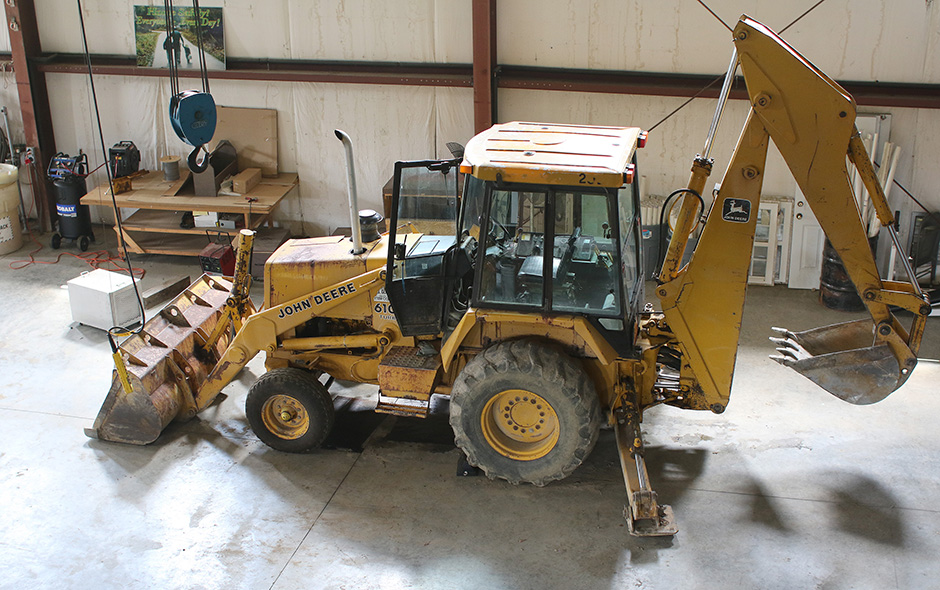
67, 269, 140, 331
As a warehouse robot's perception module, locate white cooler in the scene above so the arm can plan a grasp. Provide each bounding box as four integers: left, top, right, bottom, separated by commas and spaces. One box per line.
67, 269, 140, 330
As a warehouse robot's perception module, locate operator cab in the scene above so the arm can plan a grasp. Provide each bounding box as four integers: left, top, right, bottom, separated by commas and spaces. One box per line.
386, 121, 646, 355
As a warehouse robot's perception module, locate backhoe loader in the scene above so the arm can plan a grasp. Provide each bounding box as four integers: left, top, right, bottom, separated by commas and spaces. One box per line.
87, 16, 930, 536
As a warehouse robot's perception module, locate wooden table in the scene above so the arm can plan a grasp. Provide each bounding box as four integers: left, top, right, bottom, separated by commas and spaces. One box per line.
81, 170, 298, 256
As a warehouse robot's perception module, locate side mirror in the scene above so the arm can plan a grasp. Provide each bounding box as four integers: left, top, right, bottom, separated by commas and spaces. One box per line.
394, 242, 407, 260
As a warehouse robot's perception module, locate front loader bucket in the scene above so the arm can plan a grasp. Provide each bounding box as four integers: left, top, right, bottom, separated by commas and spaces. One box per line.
770, 318, 910, 405
86, 275, 237, 444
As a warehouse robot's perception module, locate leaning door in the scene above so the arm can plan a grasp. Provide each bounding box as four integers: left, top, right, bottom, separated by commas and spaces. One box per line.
385, 159, 461, 336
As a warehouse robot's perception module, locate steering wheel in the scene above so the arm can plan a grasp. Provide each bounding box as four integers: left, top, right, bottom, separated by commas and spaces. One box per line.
567, 226, 582, 247
558, 226, 582, 280
489, 217, 511, 241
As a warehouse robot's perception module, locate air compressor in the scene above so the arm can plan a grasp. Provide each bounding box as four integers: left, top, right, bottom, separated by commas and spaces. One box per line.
48, 151, 94, 251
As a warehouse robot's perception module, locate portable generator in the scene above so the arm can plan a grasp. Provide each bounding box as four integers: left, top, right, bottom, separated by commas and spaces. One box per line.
48, 151, 94, 251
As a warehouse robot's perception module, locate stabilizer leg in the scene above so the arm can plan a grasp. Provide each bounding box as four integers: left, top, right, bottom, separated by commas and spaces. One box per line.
612, 406, 678, 537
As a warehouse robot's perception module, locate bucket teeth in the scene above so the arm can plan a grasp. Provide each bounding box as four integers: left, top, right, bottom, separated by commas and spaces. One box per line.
769, 329, 812, 363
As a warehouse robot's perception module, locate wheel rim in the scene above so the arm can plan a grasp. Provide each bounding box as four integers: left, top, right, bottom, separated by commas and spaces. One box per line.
260, 394, 310, 440
481, 389, 559, 461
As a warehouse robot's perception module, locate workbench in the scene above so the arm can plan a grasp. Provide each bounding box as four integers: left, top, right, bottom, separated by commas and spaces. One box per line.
81, 170, 298, 256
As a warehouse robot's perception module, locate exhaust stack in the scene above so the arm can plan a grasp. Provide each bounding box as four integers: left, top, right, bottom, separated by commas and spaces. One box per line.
335, 129, 366, 255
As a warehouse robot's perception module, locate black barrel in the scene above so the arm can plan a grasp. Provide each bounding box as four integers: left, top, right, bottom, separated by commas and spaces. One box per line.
819, 237, 877, 311
54, 176, 93, 241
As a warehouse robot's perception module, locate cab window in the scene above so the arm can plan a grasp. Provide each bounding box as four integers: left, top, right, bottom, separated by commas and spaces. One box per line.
478, 190, 547, 307
552, 191, 620, 314
475, 185, 621, 317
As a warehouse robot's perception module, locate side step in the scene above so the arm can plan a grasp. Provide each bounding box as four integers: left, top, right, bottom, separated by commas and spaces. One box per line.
375, 346, 442, 418
375, 394, 431, 418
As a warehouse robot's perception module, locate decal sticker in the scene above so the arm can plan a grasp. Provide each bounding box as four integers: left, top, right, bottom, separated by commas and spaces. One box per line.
373, 301, 396, 322
0, 216, 13, 243
372, 289, 396, 322
57, 203, 78, 218
312, 281, 356, 306
276, 281, 357, 319
721, 198, 751, 223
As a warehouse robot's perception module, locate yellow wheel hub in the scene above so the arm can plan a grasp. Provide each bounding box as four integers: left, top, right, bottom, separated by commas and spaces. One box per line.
260, 394, 310, 440
481, 389, 559, 460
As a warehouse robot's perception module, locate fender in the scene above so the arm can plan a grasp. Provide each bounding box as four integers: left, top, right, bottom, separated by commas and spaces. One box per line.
440, 308, 618, 373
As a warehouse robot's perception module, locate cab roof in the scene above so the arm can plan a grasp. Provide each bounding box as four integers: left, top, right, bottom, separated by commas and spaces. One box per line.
461, 121, 643, 188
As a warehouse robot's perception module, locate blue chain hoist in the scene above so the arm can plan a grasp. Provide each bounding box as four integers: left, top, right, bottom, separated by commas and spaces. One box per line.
165, 0, 216, 173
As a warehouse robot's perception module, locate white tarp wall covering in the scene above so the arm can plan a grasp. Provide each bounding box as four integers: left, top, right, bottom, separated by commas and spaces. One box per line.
0, 12, 26, 213
26, 0, 940, 235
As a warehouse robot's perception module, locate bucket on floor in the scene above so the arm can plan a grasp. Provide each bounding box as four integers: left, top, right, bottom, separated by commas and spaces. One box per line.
819, 237, 877, 311
0, 163, 22, 255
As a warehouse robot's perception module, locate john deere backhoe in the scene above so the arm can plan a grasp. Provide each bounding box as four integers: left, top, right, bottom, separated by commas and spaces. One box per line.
87, 16, 929, 536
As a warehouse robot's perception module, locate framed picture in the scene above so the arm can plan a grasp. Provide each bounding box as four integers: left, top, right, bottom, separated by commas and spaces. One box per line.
134, 6, 225, 70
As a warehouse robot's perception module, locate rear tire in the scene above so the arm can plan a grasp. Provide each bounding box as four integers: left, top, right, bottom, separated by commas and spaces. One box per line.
246, 368, 335, 453
450, 338, 602, 486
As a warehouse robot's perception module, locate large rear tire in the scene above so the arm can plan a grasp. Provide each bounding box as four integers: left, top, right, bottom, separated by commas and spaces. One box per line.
450, 338, 602, 486
246, 368, 335, 453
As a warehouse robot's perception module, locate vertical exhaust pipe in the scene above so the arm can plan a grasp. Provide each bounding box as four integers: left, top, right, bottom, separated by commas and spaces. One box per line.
334, 129, 365, 255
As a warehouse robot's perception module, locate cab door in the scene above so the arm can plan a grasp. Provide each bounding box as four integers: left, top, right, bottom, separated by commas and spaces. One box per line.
385, 158, 461, 336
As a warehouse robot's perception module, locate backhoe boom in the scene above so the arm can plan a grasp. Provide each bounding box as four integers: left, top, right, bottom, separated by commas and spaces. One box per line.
656, 16, 928, 409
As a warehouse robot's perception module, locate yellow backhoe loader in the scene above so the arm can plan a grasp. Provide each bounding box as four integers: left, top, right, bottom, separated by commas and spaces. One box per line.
87, 16, 929, 536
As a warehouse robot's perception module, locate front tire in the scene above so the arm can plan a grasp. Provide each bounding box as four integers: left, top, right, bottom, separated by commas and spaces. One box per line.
450, 338, 602, 486
246, 368, 335, 453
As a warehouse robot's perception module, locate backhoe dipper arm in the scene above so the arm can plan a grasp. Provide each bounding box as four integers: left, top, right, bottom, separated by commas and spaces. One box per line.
656, 16, 928, 410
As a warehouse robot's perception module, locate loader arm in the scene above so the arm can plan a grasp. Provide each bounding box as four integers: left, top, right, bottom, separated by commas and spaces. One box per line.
656, 16, 929, 409
192, 266, 388, 408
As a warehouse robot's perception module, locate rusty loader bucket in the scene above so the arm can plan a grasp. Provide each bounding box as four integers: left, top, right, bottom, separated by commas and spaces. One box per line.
86, 231, 255, 444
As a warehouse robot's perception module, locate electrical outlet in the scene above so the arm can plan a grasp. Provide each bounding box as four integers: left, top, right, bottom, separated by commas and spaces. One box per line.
11, 144, 26, 167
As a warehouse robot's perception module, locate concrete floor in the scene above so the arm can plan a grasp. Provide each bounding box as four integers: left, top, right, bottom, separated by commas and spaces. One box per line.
1, 225, 939, 590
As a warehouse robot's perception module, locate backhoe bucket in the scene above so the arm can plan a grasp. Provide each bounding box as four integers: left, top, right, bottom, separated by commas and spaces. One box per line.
770, 318, 909, 405
85, 275, 237, 444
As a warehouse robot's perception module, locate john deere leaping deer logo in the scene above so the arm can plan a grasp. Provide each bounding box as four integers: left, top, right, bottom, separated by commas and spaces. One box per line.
722, 198, 751, 223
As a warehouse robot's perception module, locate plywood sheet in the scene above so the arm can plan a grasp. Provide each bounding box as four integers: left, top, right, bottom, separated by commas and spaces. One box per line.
209, 106, 278, 176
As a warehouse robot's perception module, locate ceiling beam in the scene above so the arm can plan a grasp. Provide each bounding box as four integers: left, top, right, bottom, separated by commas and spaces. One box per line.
32, 54, 940, 111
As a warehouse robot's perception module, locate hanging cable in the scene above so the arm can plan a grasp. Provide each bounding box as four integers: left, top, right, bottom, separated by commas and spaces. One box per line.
695, 0, 732, 32
779, 0, 828, 34
163, 0, 179, 98
76, 0, 147, 361
647, 0, 830, 132
165, 0, 217, 173
647, 75, 725, 133
871, 159, 940, 229
193, 0, 210, 94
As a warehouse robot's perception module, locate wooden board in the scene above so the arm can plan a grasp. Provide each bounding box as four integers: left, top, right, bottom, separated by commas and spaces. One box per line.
208, 106, 278, 176
162, 168, 191, 196
82, 171, 298, 215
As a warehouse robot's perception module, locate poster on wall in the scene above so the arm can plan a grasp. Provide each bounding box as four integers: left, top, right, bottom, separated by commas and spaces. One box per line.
134, 6, 225, 70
